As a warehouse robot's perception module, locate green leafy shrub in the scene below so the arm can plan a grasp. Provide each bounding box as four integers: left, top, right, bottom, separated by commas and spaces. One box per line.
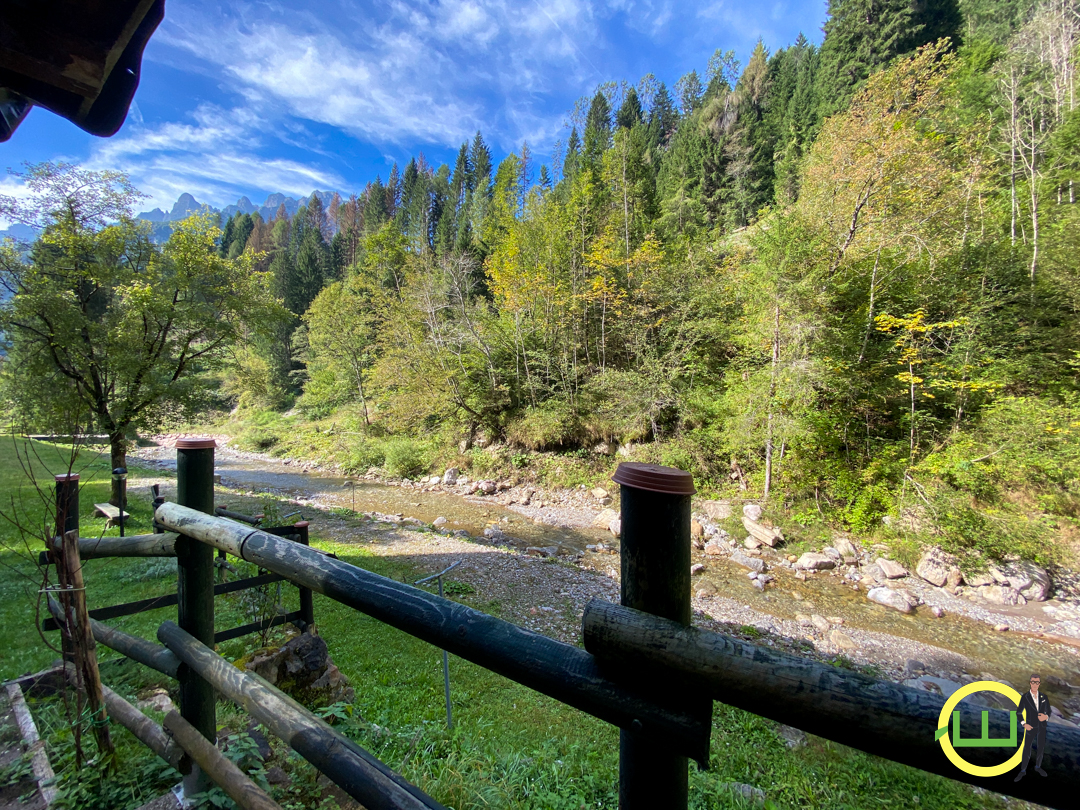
383, 438, 428, 478
343, 440, 385, 474
505, 399, 578, 450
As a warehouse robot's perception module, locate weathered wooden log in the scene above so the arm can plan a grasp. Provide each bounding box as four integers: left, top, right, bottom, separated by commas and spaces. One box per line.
164, 711, 281, 810
59, 529, 113, 757
47, 596, 180, 679
215, 506, 262, 525
157, 621, 447, 810
47, 532, 179, 559
156, 503, 712, 764
583, 599, 1080, 810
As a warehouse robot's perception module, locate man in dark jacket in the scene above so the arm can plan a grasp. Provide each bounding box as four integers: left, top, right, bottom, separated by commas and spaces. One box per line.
1015, 673, 1050, 781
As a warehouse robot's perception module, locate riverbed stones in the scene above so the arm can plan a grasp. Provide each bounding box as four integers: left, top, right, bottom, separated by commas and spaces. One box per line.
691, 519, 705, 538
811, 614, 831, 633
729, 550, 766, 573
877, 559, 908, 579
744, 536, 762, 550
828, 629, 857, 651
990, 560, 1051, 601
591, 508, 618, 529
442, 468, 459, 485
833, 537, 858, 564
478, 480, 497, 495
704, 541, 727, 556
978, 584, 1027, 606
867, 586, 917, 613
609, 517, 621, 537
720, 783, 766, 805
691, 563, 705, 575
742, 503, 763, 521
743, 515, 782, 547
916, 549, 961, 588
795, 553, 835, 571
432, 516, 447, 528
964, 571, 994, 587
702, 500, 732, 520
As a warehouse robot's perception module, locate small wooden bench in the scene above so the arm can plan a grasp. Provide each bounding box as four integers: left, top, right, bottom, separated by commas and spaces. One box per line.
93, 503, 127, 528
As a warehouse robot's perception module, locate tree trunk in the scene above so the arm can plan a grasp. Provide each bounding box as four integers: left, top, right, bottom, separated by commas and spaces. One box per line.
109, 432, 127, 508
763, 301, 781, 499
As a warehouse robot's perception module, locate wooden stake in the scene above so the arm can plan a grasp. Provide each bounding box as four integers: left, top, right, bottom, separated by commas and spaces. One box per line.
59, 529, 113, 760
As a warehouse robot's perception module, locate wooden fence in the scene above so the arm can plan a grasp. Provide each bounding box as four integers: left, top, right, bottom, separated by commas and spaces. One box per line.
42, 443, 1080, 809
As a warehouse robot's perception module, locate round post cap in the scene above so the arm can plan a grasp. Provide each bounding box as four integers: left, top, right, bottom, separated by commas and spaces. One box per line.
112, 467, 127, 475
612, 462, 695, 495
175, 438, 216, 450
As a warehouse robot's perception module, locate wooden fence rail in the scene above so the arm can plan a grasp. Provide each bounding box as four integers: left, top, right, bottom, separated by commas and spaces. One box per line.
43, 442, 1078, 809
154, 501, 713, 764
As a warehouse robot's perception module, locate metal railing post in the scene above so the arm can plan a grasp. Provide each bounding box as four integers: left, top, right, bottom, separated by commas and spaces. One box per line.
293, 521, 314, 629
612, 462, 695, 810
176, 438, 216, 797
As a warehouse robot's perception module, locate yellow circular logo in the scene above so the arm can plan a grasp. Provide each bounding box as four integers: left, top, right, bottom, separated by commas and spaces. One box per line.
936, 681, 1024, 777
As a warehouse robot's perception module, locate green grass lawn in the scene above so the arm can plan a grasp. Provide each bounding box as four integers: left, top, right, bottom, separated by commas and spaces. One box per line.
0, 436, 1023, 809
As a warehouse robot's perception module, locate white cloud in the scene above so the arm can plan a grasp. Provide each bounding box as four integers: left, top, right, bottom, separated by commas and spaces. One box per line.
84, 105, 345, 210
155, 0, 607, 152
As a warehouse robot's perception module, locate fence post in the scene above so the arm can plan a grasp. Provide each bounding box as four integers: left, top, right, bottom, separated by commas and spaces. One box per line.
54, 473, 79, 542
611, 462, 695, 810
293, 521, 314, 629
176, 438, 217, 797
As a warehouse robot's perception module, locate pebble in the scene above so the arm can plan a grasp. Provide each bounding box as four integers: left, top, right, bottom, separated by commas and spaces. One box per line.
691, 563, 705, 575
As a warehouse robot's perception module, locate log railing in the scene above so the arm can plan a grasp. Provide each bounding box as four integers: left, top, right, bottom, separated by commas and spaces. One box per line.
42, 447, 1080, 810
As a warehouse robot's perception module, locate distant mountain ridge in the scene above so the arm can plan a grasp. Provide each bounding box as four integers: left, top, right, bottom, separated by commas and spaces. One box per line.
137, 190, 339, 241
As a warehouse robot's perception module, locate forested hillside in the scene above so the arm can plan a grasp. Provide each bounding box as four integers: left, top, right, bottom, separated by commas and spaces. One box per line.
9, 0, 1080, 564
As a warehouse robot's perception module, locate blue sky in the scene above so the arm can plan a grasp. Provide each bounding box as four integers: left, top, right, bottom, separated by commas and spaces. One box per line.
1, 1, 827, 213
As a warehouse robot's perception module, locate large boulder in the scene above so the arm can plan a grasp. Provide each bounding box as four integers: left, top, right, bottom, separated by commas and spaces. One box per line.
795, 553, 835, 571
990, 561, 1051, 602
742, 516, 783, 547
742, 503, 763, 521
877, 559, 908, 579
729, 550, 766, 573
867, 587, 917, 613
245, 631, 354, 706
979, 585, 1027, 606
702, 500, 732, 520
916, 548, 960, 588
833, 537, 858, 564
442, 467, 459, 485
591, 508, 619, 529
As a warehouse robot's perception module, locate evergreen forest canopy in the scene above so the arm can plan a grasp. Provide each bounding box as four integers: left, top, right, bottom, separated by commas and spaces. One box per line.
4, 0, 1080, 563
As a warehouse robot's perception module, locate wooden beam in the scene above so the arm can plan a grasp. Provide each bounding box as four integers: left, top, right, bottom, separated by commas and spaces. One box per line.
164, 711, 281, 810
156, 503, 712, 764
582, 599, 1080, 810
47, 596, 180, 679
158, 621, 447, 810
46, 532, 179, 560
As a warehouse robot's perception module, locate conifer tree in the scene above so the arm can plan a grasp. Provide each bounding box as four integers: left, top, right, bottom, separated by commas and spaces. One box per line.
648, 82, 679, 147
584, 90, 613, 167
616, 86, 644, 129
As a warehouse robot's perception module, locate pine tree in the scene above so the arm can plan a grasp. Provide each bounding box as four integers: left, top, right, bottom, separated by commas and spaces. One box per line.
564, 127, 582, 179
470, 131, 493, 194
675, 70, 704, 115
584, 91, 613, 167
616, 86, 644, 129
648, 82, 679, 147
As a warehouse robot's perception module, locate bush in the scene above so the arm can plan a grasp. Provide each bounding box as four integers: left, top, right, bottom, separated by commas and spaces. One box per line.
383, 438, 428, 478
505, 399, 578, 450
344, 440, 385, 474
